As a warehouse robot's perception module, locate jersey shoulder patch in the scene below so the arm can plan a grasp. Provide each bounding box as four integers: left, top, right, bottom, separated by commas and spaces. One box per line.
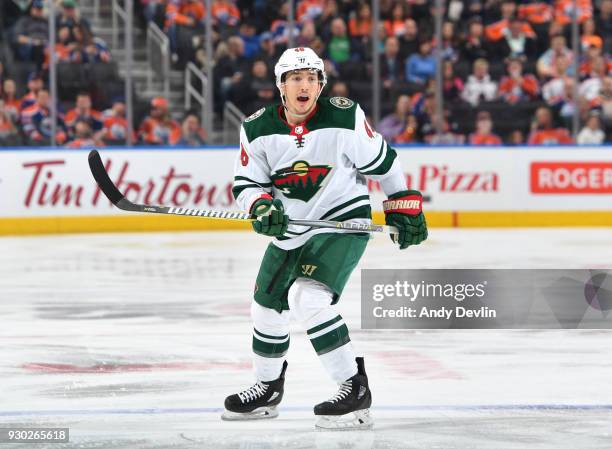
329, 96, 355, 109
244, 107, 265, 122
310, 97, 357, 132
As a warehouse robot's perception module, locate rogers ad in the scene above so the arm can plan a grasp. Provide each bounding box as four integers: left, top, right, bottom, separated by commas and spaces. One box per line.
530, 162, 612, 194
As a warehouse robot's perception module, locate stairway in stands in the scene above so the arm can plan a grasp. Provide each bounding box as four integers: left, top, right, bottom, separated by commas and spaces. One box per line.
79, 0, 185, 120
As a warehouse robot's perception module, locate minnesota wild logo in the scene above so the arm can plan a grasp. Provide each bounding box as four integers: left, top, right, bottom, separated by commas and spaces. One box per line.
271, 161, 332, 202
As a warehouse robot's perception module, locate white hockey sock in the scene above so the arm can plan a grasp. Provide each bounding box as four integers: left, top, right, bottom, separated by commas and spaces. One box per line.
251, 301, 290, 382
289, 278, 358, 383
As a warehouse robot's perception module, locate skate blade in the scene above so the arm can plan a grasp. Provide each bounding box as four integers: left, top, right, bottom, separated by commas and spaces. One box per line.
221, 406, 279, 421
315, 409, 374, 431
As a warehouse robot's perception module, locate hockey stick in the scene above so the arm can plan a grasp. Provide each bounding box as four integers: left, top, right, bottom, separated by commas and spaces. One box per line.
88, 150, 399, 235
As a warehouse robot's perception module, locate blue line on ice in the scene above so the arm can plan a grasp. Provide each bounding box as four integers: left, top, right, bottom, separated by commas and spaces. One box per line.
1, 404, 612, 417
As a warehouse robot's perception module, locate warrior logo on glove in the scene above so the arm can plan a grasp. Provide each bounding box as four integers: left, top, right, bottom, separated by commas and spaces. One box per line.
383, 190, 428, 250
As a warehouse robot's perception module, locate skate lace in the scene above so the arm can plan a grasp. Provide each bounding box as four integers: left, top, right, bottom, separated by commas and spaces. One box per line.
238, 382, 268, 403
327, 381, 352, 403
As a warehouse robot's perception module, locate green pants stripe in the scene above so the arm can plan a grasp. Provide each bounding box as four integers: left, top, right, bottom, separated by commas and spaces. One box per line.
307, 315, 342, 335
254, 328, 288, 341
309, 323, 350, 356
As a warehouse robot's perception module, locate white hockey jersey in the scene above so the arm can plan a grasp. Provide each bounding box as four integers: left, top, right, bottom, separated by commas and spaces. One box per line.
233, 96, 405, 250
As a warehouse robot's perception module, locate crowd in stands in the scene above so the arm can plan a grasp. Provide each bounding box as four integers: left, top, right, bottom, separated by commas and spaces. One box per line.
1, 0, 612, 146
0, 0, 207, 146
135, 0, 610, 145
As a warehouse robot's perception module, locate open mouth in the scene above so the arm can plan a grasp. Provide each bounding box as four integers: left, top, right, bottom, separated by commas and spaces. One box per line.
297, 95, 310, 104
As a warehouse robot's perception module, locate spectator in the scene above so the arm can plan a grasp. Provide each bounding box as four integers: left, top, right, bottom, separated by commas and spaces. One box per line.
57, 0, 92, 36
426, 115, 465, 145
348, 3, 372, 38
579, 57, 608, 106
2, 79, 21, 124
239, 22, 260, 60
527, 106, 573, 144
165, 0, 206, 61
486, 1, 536, 42
296, 21, 317, 48
469, 111, 502, 145
518, 2, 554, 27
439, 21, 459, 62
329, 81, 349, 98
65, 92, 103, 138
394, 114, 419, 144
100, 98, 132, 145
179, 112, 207, 146
327, 17, 351, 65
577, 114, 605, 144
384, 3, 407, 38
405, 40, 436, 85
21, 89, 68, 145
232, 59, 275, 113
581, 18, 602, 51
0, 99, 19, 144
138, 97, 181, 145
0, 61, 4, 91
498, 58, 539, 104
214, 36, 248, 109
537, 35, 574, 79
44, 25, 76, 68
20, 72, 44, 111
142, 0, 168, 24
461, 59, 498, 107
72, 24, 112, 63
461, 18, 490, 63
398, 18, 419, 61
497, 16, 538, 61
377, 94, 412, 143
599, 77, 612, 129
12, 0, 48, 65
578, 44, 607, 78
442, 60, 464, 103
542, 55, 573, 106
380, 36, 403, 90
256, 32, 281, 65
596, 0, 612, 53
296, 0, 324, 23
555, 0, 593, 26
507, 129, 525, 145
211, 0, 240, 27
66, 120, 104, 148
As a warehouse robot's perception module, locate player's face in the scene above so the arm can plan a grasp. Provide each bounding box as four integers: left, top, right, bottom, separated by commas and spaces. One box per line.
282, 70, 321, 121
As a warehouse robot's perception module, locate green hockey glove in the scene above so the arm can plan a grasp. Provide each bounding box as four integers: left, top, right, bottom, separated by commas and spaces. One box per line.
251, 197, 289, 237
383, 190, 428, 250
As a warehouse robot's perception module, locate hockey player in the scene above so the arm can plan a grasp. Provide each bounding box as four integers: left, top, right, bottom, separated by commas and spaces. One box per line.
224, 47, 428, 429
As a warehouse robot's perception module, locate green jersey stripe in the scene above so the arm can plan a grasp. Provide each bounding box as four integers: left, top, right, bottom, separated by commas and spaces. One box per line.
234, 176, 272, 187
232, 183, 265, 200
320, 195, 370, 220
356, 140, 385, 172
360, 148, 397, 176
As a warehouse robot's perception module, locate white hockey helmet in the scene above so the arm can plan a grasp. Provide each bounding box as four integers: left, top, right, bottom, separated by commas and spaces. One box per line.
274, 47, 327, 90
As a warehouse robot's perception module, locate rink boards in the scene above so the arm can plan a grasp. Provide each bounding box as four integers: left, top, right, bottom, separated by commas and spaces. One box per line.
0, 146, 610, 234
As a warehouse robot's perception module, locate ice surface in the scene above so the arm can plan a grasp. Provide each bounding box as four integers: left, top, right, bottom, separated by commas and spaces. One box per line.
1, 229, 611, 448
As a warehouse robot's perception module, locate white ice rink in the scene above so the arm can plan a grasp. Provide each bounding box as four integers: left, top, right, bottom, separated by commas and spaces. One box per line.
1, 228, 611, 449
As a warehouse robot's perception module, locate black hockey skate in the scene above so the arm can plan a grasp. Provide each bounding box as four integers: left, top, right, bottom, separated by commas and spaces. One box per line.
221, 361, 287, 421
314, 357, 373, 430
